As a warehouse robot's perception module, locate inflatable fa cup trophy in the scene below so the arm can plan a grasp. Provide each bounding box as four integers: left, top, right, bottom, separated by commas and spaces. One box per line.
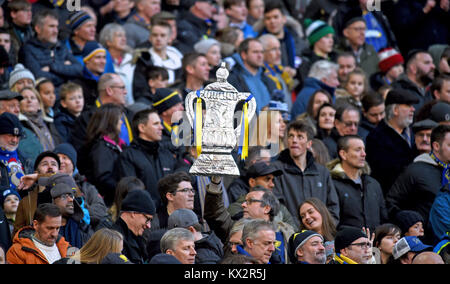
185, 62, 257, 177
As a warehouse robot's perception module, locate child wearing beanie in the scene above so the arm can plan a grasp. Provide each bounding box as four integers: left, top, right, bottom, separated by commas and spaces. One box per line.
377, 47, 404, 85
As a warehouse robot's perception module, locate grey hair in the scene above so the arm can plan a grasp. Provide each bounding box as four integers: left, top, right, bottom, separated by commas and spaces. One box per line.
308, 60, 339, 80
385, 104, 396, 121
98, 73, 119, 93
229, 218, 253, 237
241, 219, 275, 248
99, 23, 126, 48
250, 186, 280, 221
160, 228, 195, 253
258, 34, 279, 50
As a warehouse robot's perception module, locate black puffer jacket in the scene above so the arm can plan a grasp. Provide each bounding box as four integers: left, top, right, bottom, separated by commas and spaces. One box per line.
327, 159, 388, 232
117, 138, 178, 210
195, 231, 224, 264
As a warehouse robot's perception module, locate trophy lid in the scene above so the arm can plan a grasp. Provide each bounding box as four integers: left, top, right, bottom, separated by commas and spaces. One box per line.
216, 62, 229, 83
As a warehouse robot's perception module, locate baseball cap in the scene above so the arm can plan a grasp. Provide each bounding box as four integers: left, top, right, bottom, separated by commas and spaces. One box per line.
50, 183, 76, 199
0, 90, 23, 101
168, 208, 199, 229
246, 162, 282, 179
430, 102, 450, 123
0, 112, 23, 136
392, 236, 433, 259
38, 173, 78, 189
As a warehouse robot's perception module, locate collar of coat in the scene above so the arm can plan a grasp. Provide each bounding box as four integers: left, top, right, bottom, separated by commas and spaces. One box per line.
326, 158, 371, 180
277, 149, 318, 174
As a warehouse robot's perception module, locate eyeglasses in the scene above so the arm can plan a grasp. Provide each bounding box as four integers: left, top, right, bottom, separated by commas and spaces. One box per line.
349, 242, 372, 249
110, 85, 126, 90
348, 27, 366, 33
142, 214, 153, 225
175, 188, 195, 194
244, 198, 264, 205
57, 193, 75, 200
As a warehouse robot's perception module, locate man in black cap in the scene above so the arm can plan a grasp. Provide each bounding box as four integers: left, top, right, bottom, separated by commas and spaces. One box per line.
366, 89, 420, 195
412, 119, 439, 155
0, 112, 26, 192
331, 227, 372, 264
287, 230, 326, 264
113, 189, 156, 264
387, 124, 450, 245
392, 49, 435, 114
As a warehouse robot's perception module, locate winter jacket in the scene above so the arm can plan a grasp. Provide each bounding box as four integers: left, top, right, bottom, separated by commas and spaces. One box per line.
227, 176, 250, 204
19, 112, 63, 151
54, 107, 77, 143
365, 119, 416, 195
297, 48, 339, 92
291, 77, 336, 121
227, 53, 277, 113
335, 42, 379, 79
78, 137, 124, 207
72, 67, 101, 108
195, 231, 224, 264
17, 125, 44, 170
112, 217, 148, 264
6, 226, 70, 264
327, 159, 388, 232
386, 153, 443, 227
391, 74, 434, 115
131, 45, 153, 103
118, 138, 177, 210
113, 52, 136, 105
176, 10, 217, 52
0, 147, 25, 191
429, 184, 450, 243
272, 149, 340, 224
18, 37, 83, 87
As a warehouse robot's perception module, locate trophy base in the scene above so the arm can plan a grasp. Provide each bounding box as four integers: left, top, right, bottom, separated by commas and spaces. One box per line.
189, 152, 240, 177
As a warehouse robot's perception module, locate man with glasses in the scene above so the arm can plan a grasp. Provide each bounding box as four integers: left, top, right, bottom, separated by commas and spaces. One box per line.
153, 171, 197, 229
327, 135, 387, 232
336, 7, 379, 78
113, 189, 156, 264
331, 227, 372, 264
50, 183, 93, 249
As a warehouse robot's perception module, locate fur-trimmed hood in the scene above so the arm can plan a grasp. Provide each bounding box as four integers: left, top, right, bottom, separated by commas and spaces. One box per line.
326, 158, 371, 180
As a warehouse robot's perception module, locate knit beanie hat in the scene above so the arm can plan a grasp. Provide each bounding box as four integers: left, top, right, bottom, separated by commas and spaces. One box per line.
1, 188, 21, 206
334, 227, 367, 253
394, 210, 424, 235
194, 38, 220, 54
54, 143, 78, 169
9, 64, 35, 89
304, 18, 335, 46
378, 47, 404, 73
82, 41, 106, 63
121, 189, 156, 215
288, 230, 324, 263
152, 88, 182, 114
68, 10, 92, 31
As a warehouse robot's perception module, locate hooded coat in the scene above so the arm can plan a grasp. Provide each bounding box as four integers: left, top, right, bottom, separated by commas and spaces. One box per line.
6, 226, 70, 264
327, 159, 388, 231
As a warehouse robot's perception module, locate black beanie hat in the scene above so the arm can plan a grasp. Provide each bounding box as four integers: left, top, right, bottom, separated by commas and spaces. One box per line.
334, 227, 367, 253
288, 230, 323, 263
152, 88, 182, 114
394, 210, 424, 235
121, 189, 156, 215
0, 112, 22, 136
33, 151, 61, 171
54, 143, 78, 168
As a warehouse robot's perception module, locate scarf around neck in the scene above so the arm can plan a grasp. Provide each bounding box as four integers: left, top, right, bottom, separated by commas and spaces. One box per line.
430, 152, 450, 187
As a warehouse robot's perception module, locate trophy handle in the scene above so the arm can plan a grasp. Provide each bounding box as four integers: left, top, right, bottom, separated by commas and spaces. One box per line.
234, 94, 257, 142
185, 90, 198, 128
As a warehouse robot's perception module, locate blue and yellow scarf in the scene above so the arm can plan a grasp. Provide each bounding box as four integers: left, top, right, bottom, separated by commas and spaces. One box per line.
430, 152, 450, 187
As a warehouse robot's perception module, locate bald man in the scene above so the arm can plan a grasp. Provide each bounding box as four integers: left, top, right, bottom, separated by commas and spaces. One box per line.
412, 252, 444, 264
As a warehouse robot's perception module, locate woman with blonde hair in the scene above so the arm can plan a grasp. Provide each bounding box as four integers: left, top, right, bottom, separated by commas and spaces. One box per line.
59, 228, 124, 264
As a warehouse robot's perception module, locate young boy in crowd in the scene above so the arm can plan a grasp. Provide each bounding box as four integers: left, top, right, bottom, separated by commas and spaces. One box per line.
135, 65, 169, 105
54, 82, 85, 142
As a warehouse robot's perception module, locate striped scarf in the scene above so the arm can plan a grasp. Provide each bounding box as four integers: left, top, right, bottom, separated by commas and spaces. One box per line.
430, 152, 450, 187
334, 253, 358, 264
